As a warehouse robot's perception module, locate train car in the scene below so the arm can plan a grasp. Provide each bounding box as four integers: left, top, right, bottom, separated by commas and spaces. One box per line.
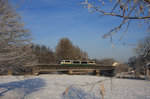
60, 60, 95, 65
60, 60, 72, 65
87, 61, 95, 65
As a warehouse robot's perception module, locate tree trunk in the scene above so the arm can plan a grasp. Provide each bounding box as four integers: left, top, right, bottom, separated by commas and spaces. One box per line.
146, 68, 150, 80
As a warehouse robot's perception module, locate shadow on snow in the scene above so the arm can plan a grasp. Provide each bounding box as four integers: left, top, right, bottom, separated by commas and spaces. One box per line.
0, 78, 46, 99
62, 86, 100, 99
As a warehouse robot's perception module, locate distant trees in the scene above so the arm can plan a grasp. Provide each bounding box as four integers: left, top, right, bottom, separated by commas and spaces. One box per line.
114, 64, 129, 75
128, 36, 150, 76
32, 44, 55, 64
94, 58, 116, 66
128, 56, 137, 69
31, 38, 89, 64
0, 0, 35, 74
135, 36, 150, 62
135, 36, 150, 75
92, 58, 129, 75
55, 38, 89, 61
55, 38, 74, 61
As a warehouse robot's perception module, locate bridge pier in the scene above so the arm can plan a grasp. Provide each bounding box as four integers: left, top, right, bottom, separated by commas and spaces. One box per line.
32, 68, 39, 75
67, 70, 73, 75
93, 70, 100, 76
7, 69, 12, 75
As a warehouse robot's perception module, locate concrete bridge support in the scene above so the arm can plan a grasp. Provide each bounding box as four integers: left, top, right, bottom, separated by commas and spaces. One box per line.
93, 70, 100, 76
67, 70, 73, 75
7, 69, 12, 75
32, 68, 39, 75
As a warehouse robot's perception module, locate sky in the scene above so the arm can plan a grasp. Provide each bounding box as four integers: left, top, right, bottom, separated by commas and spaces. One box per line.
16, 0, 149, 62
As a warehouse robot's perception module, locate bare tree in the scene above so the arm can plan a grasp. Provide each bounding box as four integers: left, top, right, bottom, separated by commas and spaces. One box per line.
0, 0, 35, 75
135, 36, 150, 78
81, 0, 150, 41
135, 36, 150, 68
55, 38, 75, 61
114, 64, 129, 75
98, 58, 116, 66
55, 38, 89, 61
73, 46, 89, 60
32, 44, 55, 64
135, 36, 150, 58
128, 56, 137, 68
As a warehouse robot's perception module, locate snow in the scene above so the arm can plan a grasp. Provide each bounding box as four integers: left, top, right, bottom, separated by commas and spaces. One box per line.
0, 75, 150, 99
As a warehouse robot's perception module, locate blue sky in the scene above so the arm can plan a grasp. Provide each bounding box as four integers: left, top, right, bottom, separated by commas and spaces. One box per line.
17, 0, 149, 62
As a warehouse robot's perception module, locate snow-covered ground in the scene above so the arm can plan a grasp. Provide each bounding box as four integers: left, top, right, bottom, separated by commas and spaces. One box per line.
0, 75, 150, 99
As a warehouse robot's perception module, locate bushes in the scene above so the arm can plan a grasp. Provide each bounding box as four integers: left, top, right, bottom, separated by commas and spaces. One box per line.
114, 64, 129, 75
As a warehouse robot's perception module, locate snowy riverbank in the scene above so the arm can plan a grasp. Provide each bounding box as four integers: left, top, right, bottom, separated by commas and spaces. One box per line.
0, 75, 150, 99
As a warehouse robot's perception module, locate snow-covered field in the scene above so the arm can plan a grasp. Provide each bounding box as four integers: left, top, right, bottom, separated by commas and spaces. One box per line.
0, 75, 150, 99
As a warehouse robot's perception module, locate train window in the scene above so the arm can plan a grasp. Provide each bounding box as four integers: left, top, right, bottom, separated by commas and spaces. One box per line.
81, 61, 87, 64
89, 61, 94, 63
73, 61, 80, 64
65, 60, 70, 62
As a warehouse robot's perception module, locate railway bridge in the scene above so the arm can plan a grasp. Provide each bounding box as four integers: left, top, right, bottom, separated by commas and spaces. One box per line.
33, 64, 116, 76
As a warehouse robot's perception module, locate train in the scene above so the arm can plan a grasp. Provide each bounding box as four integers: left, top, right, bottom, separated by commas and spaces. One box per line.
59, 60, 96, 65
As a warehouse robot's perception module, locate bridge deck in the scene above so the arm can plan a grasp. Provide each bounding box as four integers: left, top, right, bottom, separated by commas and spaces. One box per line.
34, 64, 115, 71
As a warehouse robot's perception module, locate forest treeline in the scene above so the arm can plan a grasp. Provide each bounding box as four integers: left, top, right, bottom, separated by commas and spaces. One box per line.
32, 38, 120, 65
32, 38, 89, 64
